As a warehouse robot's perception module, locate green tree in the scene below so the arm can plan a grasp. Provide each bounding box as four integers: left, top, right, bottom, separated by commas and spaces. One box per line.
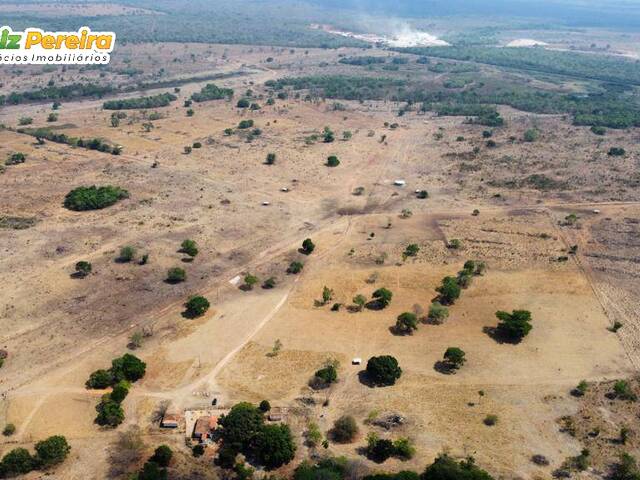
218, 402, 265, 451
167, 267, 186, 283
523, 129, 539, 142
326, 155, 340, 167
244, 274, 258, 290
301, 238, 315, 254
237, 98, 250, 108
111, 353, 146, 382
86, 369, 113, 389
35, 435, 71, 467
95, 397, 125, 427
139, 461, 168, 480
367, 434, 395, 463
288, 261, 304, 274
74, 261, 92, 278
366, 355, 402, 386
0, 448, 35, 476
323, 127, 335, 143
150, 445, 173, 467
254, 424, 296, 469
495, 310, 533, 342
403, 244, 420, 260
422, 454, 494, 480
443, 347, 466, 369
313, 363, 338, 388
119, 246, 136, 262
181, 239, 198, 258
259, 400, 271, 412
110, 381, 130, 403
184, 296, 210, 318
436, 277, 461, 305
395, 312, 418, 334
64, 185, 129, 211
372, 288, 393, 309
322, 286, 334, 305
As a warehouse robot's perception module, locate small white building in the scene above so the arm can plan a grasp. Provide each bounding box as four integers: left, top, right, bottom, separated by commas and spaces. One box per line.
352, 357, 362, 365
394, 180, 406, 187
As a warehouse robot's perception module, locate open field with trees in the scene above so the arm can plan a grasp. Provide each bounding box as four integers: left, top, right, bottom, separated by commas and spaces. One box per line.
0, 4, 640, 479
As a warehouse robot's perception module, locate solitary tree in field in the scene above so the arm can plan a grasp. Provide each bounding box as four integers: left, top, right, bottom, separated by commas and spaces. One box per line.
443, 347, 466, 370
495, 310, 532, 342
366, 355, 402, 386
244, 274, 258, 290
181, 239, 198, 258
301, 238, 315, 255
395, 312, 418, 335
184, 296, 210, 318
372, 288, 393, 309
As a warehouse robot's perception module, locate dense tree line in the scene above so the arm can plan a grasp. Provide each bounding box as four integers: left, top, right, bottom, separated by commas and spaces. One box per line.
0, 82, 115, 106
398, 46, 640, 86
191, 83, 234, 102
103, 92, 177, 110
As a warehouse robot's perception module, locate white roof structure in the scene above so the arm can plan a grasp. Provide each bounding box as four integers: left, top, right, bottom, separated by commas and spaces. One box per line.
394, 180, 406, 186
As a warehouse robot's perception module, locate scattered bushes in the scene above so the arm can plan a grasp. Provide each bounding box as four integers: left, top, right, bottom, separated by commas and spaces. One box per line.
63, 185, 129, 211
191, 83, 234, 102
366, 433, 415, 462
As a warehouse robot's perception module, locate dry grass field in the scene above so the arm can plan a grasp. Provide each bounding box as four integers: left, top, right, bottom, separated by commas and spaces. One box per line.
0, 30, 639, 480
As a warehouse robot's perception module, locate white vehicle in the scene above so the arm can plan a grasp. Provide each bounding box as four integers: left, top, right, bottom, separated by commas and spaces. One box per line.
262, 201, 271, 206
394, 180, 406, 186
352, 357, 362, 365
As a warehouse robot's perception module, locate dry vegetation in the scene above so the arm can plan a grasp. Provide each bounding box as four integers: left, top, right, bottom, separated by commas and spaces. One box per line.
0, 14, 639, 480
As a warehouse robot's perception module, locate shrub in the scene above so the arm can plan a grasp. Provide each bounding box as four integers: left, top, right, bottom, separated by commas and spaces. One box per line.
331, 415, 358, 443
366, 355, 402, 386
237, 98, 250, 108
167, 267, 186, 283
395, 312, 418, 334
6, 152, 26, 165
19, 117, 33, 125
184, 296, 210, 318
288, 261, 304, 274
326, 155, 340, 167
150, 445, 173, 467
2, 424, 15, 436
263, 277, 277, 289
572, 380, 588, 397
367, 435, 395, 463
403, 244, 420, 259
416, 190, 428, 199
353, 294, 367, 311
523, 129, 539, 142
428, 302, 449, 324
244, 274, 258, 290
609, 147, 626, 156
192, 444, 205, 457
238, 119, 254, 129
74, 261, 92, 277
259, 400, 271, 412
322, 286, 334, 304
613, 380, 637, 401
313, 363, 338, 388
138, 461, 167, 480
35, 435, 71, 467
443, 347, 466, 369
63, 185, 129, 211
184, 146, 192, 154
393, 438, 415, 460
266, 153, 276, 165
323, 127, 335, 143
301, 238, 315, 255
448, 238, 462, 249
180, 239, 198, 258
119, 246, 136, 262
483, 414, 498, 426
422, 454, 494, 480
590, 126, 606, 135
495, 310, 532, 342
192, 142, 202, 148
186, 109, 194, 117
